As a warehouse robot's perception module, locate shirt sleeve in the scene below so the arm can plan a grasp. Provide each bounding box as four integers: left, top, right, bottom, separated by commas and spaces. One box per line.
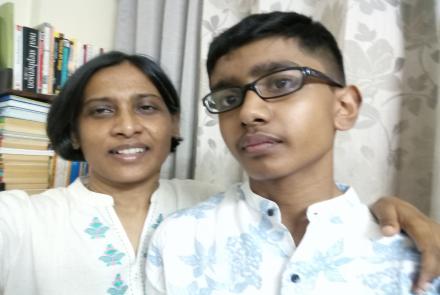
0, 190, 31, 291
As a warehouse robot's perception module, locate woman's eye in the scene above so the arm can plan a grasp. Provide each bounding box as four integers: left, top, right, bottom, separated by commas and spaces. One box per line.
138, 104, 158, 113
89, 106, 114, 116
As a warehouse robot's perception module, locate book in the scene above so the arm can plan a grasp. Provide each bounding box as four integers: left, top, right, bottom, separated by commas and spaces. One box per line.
0, 68, 12, 92
0, 152, 51, 163
0, 106, 47, 122
22, 26, 39, 93
34, 23, 54, 94
0, 135, 49, 150
13, 24, 23, 90
0, 116, 47, 136
0, 147, 54, 156
0, 95, 50, 113
53, 32, 64, 94
0, 2, 14, 69
2, 182, 49, 190
60, 38, 71, 88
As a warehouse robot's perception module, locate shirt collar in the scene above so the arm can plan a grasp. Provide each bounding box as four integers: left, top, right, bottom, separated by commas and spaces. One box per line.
239, 181, 361, 223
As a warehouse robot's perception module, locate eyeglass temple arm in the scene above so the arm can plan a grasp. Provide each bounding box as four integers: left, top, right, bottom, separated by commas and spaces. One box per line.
303, 67, 344, 88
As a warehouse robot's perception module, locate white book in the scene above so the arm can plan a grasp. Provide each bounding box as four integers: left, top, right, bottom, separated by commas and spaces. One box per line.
0, 95, 50, 113
13, 24, 23, 90
35, 23, 53, 94
0, 147, 54, 156
0, 107, 47, 122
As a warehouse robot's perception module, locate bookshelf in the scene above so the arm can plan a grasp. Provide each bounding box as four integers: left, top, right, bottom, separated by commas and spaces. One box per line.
0, 2, 95, 193
0, 89, 53, 103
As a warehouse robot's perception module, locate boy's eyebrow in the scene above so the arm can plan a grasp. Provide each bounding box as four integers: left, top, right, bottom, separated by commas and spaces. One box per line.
249, 60, 300, 77
210, 61, 300, 90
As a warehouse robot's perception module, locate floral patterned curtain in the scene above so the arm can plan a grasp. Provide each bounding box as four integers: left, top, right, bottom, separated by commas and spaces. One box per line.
194, 0, 440, 219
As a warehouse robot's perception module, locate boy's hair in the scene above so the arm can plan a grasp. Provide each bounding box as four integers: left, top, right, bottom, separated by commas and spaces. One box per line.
47, 51, 182, 161
207, 11, 345, 85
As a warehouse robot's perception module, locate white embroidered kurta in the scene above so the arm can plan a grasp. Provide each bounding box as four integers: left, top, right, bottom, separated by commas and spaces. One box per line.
146, 183, 440, 295
0, 177, 221, 295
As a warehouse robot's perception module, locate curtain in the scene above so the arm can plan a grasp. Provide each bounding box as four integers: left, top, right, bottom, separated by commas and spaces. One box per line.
114, 0, 440, 220
114, 0, 203, 179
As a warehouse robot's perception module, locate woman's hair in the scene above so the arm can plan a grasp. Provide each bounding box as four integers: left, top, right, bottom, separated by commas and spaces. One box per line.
47, 51, 182, 161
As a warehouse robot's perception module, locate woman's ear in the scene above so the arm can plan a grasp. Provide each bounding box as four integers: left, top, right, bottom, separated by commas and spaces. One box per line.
333, 85, 362, 131
71, 133, 80, 150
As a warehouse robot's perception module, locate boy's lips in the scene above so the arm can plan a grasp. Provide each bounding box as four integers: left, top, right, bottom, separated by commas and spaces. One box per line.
238, 133, 282, 153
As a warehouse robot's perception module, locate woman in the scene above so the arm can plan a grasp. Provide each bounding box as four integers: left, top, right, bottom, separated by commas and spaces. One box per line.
0, 51, 438, 295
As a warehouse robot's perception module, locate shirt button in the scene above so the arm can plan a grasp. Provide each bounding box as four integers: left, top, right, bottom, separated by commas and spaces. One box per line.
290, 273, 300, 283
267, 208, 275, 216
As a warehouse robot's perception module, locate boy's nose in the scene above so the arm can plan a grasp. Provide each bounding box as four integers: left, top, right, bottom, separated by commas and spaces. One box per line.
112, 110, 142, 137
239, 89, 272, 127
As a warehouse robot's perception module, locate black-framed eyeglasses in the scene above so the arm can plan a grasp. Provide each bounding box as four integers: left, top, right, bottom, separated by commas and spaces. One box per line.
202, 66, 344, 114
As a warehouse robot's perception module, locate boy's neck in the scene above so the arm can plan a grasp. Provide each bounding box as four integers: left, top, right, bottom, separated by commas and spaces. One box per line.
249, 166, 341, 245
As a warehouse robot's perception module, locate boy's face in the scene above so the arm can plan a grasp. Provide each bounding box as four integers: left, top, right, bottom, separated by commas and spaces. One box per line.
210, 37, 347, 183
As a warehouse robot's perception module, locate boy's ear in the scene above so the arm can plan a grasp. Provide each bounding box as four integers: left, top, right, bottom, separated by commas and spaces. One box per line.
333, 85, 362, 131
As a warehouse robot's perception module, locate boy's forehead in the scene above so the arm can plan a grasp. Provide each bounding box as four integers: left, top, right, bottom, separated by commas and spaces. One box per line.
210, 37, 325, 84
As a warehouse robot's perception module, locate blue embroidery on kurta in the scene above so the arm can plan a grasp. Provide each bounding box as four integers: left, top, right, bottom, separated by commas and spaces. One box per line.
151, 213, 164, 229
99, 244, 125, 266
84, 217, 109, 239
107, 273, 128, 294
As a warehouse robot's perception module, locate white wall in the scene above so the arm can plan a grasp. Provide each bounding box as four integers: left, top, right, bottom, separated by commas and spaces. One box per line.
0, 0, 117, 51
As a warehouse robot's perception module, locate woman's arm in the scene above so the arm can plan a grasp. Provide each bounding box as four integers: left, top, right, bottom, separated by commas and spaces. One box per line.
371, 196, 440, 294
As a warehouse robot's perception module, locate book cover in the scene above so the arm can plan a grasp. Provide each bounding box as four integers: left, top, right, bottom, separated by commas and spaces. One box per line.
22, 26, 39, 93
60, 38, 71, 88
0, 2, 14, 69
0, 94, 50, 113
53, 32, 64, 94
68, 160, 80, 184
51, 154, 70, 187
34, 23, 54, 95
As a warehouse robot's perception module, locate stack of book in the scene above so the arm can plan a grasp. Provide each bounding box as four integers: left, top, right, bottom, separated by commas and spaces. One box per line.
0, 94, 53, 193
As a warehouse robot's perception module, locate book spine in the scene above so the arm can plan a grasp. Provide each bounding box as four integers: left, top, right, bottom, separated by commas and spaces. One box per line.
53, 33, 64, 94
22, 26, 39, 93
37, 31, 44, 93
13, 25, 23, 91
36, 23, 53, 95
60, 38, 71, 88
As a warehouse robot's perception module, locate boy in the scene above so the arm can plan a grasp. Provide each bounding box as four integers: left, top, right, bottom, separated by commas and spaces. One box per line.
146, 11, 440, 294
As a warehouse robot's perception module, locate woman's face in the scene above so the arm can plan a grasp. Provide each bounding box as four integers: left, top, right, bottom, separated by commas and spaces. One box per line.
75, 62, 179, 189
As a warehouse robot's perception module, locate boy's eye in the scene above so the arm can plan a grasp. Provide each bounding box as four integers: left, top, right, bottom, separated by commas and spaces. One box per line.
267, 77, 298, 91
221, 94, 240, 107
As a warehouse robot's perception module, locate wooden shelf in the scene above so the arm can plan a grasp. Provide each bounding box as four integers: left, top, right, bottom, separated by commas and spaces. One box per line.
0, 89, 54, 103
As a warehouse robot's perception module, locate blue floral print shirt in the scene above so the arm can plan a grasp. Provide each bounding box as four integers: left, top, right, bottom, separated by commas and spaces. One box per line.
146, 182, 440, 295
